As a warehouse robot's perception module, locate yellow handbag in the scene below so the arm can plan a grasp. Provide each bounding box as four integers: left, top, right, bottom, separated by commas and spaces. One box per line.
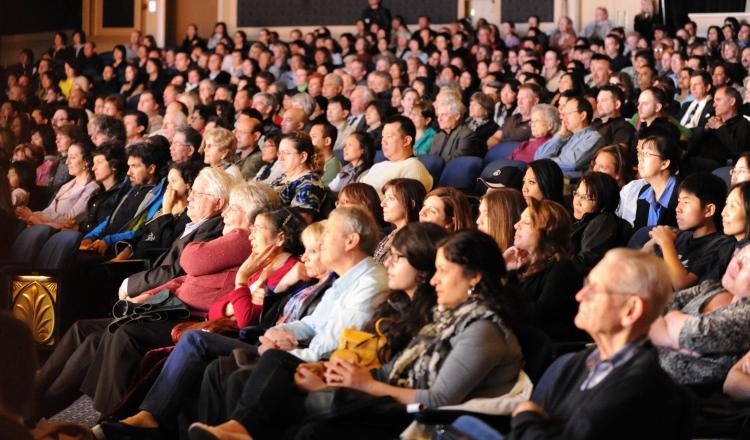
330, 318, 391, 369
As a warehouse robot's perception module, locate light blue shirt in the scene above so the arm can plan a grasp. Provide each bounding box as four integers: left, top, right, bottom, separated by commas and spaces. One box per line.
533, 127, 605, 178
279, 256, 388, 362
639, 176, 677, 226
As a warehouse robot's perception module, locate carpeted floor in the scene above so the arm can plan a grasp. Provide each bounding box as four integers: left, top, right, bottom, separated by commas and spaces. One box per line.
47, 395, 101, 427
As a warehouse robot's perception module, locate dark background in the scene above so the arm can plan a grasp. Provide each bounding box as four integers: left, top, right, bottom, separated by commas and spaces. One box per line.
237, 0, 458, 27
501, 0, 555, 23
0, 0, 82, 36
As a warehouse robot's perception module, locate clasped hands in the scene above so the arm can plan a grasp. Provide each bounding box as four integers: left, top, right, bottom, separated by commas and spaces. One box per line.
293, 357, 375, 393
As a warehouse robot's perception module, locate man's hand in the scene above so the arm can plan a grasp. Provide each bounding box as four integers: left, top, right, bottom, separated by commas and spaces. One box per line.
262, 328, 298, 350
649, 226, 677, 248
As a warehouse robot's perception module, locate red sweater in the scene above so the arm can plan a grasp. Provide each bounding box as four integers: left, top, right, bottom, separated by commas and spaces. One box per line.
144, 228, 252, 316
209, 255, 299, 327
509, 136, 551, 163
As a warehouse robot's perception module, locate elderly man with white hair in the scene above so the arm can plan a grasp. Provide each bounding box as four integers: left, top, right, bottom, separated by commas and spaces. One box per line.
27, 167, 235, 423
429, 96, 483, 162
509, 249, 686, 439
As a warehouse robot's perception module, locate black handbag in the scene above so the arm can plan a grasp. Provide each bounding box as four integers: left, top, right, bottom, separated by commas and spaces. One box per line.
107, 289, 191, 333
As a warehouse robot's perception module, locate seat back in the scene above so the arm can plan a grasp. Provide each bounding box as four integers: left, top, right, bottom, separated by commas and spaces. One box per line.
9, 225, 54, 266
515, 325, 554, 385
713, 166, 731, 189
531, 352, 576, 402
374, 150, 386, 163
438, 156, 484, 192
627, 226, 655, 249
35, 231, 83, 271
416, 154, 445, 184
484, 141, 520, 164
333, 149, 347, 165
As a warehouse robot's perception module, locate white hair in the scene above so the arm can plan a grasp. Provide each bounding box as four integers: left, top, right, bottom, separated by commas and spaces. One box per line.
229, 181, 280, 222
197, 167, 234, 205
531, 104, 561, 134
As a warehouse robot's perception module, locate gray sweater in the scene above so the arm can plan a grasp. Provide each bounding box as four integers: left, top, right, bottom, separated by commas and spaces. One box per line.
376, 319, 523, 408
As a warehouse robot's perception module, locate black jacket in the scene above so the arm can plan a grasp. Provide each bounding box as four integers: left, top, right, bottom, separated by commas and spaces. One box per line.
688, 114, 750, 166
591, 117, 636, 146
80, 177, 130, 234
125, 215, 224, 296
429, 124, 484, 162
572, 212, 632, 274
510, 342, 689, 439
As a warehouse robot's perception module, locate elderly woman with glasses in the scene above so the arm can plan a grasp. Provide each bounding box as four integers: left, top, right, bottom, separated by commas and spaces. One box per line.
270, 132, 326, 223
201, 127, 243, 180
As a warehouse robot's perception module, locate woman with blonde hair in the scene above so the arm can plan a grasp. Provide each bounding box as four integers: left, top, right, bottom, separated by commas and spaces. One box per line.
201, 127, 242, 180
504, 198, 584, 340
476, 187, 526, 252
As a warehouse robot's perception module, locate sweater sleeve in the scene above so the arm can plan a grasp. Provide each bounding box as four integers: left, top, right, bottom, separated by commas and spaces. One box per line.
414, 320, 511, 408
227, 286, 263, 328
678, 299, 750, 354
180, 228, 251, 276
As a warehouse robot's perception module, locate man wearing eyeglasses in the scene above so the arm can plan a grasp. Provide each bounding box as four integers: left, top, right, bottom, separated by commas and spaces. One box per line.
509, 249, 686, 439
534, 96, 605, 178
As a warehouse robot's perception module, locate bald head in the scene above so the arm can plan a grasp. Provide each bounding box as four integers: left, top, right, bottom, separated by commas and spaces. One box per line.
281, 108, 307, 134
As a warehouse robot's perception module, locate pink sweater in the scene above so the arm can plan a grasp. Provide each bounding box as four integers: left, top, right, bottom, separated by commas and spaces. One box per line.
144, 228, 252, 315
508, 136, 551, 163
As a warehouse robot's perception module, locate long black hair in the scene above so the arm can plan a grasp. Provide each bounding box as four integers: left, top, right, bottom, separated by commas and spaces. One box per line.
364, 222, 448, 362
438, 229, 521, 331
529, 159, 565, 205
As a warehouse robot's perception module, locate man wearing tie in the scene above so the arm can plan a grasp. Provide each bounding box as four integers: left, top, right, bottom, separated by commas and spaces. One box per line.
679, 71, 713, 133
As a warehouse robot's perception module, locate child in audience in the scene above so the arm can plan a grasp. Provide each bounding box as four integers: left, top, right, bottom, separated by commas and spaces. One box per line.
647, 173, 735, 289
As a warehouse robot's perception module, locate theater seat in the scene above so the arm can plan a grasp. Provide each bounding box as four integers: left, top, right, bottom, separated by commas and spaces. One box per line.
374, 150, 386, 163
416, 154, 445, 184
485, 141, 521, 164
439, 156, 483, 193
627, 226, 655, 249
333, 149, 347, 165
713, 166, 731, 189
5, 224, 54, 267
8, 231, 82, 346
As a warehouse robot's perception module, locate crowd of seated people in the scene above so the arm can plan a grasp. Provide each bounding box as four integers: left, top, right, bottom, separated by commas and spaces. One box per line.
5, 1, 750, 437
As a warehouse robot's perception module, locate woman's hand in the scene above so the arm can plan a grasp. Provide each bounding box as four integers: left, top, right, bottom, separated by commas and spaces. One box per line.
250, 287, 266, 306
324, 358, 376, 393
503, 246, 529, 271
162, 185, 176, 215
294, 365, 329, 392
235, 245, 279, 288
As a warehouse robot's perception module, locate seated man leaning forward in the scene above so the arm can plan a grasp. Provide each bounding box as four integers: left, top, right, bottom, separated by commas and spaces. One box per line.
509, 248, 687, 439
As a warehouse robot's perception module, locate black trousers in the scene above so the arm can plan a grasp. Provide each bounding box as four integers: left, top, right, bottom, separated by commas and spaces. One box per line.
80, 318, 187, 417
31, 318, 110, 422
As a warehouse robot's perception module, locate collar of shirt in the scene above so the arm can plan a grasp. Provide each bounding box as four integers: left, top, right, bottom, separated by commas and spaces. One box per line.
639, 175, 676, 223
331, 256, 377, 297
580, 336, 649, 391
180, 218, 206, 239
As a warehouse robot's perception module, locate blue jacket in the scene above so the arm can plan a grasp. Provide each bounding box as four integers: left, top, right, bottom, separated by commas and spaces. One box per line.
84, 177, 167, 247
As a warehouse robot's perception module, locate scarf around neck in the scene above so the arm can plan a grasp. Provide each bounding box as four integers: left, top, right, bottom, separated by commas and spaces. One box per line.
387, 296, 508, 389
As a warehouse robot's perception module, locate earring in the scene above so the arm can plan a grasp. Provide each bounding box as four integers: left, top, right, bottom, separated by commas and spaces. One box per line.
467, 285, 475, 296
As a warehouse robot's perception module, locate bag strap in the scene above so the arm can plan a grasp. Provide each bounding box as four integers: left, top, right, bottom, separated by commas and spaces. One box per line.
374, 317, 393, 337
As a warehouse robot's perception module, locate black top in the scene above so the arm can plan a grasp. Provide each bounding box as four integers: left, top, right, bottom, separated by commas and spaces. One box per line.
590, 117, 636, 146
103, 183, 154, 236
79, 177, 129, 234
688, 114, 750, 166
572, 212, 632, 274
510, 259, 584, 342
510, 342, 687, 439
656, 231, 736, 282
633, 180, 680, 231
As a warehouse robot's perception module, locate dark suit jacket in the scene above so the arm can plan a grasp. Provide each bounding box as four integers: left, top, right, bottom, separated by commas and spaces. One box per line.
429, 124, 484, 162
126, 215, 224, 296
688, 114, 750, 166
633, 180, 680, 231
210, 70, 232, 85
591, 117, 636, 146
678, 99, 713, 131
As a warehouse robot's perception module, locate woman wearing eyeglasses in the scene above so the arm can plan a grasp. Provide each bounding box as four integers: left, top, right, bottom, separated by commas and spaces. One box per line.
571, 172, 630, 274
270, 133, 325, 223
503, 198, 584, 341
633, 132, 681, 231
730, 152, 750, 186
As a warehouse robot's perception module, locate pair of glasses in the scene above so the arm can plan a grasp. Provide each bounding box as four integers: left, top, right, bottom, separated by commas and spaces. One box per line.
573, 192, 596, 202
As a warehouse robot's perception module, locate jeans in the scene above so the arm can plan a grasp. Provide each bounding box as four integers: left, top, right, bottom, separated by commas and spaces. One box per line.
139, 330, 254, 424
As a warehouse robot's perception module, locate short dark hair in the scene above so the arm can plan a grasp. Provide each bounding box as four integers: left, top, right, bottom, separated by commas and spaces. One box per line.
175, 126, 203, 150
384, 115, 416, 141
98, 115, 126, 143
679, 172, 727, 232
598, 84, 625, 105
126, 141, 168, 171
641, 133, 681, 174
690, 70, 712, 89
281, 132, 315, 167
569, 95, 594, 124
578, 171, 620, 213
125, 110, 149, 133
314, 121, 338, 148
169, 160, 204, 188
328, 95, 351, 112
93, 142, 127, 180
